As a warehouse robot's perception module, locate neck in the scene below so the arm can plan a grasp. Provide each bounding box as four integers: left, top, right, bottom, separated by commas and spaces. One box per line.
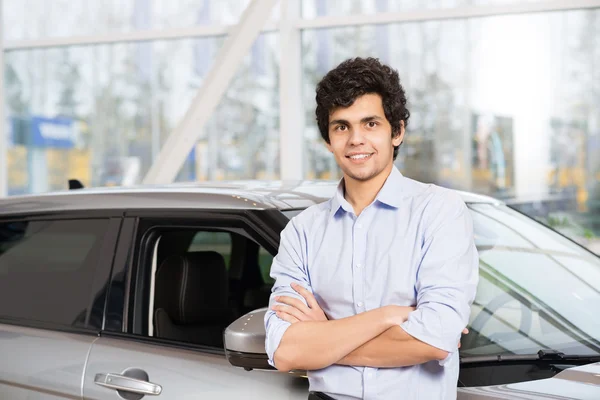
343, 164, 393, 216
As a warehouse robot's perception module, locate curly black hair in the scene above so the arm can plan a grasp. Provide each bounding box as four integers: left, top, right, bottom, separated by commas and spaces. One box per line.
315, 57, 410, 160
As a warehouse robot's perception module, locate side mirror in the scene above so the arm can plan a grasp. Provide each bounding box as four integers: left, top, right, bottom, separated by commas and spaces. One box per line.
224, 307, 274, 371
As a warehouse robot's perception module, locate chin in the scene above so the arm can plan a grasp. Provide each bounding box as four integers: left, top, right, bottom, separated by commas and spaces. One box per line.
343, 168, 379, 182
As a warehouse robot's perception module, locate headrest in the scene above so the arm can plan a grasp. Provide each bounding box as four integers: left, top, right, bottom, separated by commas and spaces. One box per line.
154, 251, 229, 324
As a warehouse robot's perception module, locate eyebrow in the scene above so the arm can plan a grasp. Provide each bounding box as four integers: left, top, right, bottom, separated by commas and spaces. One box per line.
329, 115, 384, 126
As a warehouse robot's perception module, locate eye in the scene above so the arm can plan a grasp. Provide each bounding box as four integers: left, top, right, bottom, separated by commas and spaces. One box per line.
367, 121, 378, 128
335, 125, 348, 132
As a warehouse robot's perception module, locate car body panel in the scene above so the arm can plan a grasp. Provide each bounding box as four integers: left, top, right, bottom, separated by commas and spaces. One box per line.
0, 179, 500, 217
458, 362, 600, 399
82, 336, 308, 400
0, 323, 97, 399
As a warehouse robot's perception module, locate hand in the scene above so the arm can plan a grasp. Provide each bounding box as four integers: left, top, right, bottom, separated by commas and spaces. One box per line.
272, 282, 328, 324
382, 305, 416, 326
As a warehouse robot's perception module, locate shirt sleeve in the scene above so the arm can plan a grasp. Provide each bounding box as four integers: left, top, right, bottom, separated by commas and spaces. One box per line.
400, 191, 479, 365
264, 216, 312, 367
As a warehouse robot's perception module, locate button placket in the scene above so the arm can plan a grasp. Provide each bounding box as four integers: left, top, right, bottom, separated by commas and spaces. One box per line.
363, 367, 376, 400
353, 216, 367, 313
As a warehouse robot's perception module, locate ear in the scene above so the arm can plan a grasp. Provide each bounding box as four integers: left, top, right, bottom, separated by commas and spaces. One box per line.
392, 121, 405, 146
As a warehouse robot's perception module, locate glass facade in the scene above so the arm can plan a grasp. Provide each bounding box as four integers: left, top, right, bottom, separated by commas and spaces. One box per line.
3, 0, 280, 41
5, 33, 279, 192
2, 1, 599, 253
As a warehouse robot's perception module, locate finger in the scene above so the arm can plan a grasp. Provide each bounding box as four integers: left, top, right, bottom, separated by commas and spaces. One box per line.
273, 304, 306, 321
462, 328, 469, 334
276, 295, 311, 314
291, 283, 319, 309
276, 311, 299, 324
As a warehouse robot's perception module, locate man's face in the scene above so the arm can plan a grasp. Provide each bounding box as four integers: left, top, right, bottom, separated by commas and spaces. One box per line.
326, 93, 404, 183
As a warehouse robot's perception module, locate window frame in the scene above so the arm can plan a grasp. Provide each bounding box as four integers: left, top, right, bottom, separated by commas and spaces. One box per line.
104, 208, 285, 355
0, 210, 124, 334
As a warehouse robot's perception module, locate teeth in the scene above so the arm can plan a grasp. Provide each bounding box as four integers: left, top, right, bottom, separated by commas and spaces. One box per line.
350, 154, 370, 160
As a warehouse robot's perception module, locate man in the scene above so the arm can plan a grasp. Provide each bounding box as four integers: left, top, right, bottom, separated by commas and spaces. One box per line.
264, 57, 479, 399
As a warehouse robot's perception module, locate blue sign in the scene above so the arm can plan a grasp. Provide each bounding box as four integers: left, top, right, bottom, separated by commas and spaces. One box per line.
30, 116, 75, 149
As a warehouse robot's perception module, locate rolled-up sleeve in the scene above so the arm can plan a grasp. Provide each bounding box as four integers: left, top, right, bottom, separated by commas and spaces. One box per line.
264, 216, 312, 367
400, 192, 479, 365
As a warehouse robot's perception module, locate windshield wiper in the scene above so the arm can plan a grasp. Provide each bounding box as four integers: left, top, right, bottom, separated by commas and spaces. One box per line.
460, 349, 600, 365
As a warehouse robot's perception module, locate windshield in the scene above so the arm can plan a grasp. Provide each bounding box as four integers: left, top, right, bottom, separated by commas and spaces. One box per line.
282, 204, 600, 357
465, 204, 600, 357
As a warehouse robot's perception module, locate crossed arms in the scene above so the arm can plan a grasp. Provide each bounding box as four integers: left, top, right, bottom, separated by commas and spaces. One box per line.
271, 283, 457, 372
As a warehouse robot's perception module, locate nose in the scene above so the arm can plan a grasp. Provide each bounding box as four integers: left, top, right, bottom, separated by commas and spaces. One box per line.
348, 127, 366, 146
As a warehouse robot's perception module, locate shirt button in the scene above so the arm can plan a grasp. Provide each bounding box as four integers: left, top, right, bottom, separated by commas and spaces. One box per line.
357, 302, 363, 308
356, 223, 363, 229
356, 263, 362, 269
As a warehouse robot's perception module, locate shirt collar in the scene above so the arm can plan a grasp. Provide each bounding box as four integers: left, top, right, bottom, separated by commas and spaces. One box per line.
375, 165, 404, 208
329, 166, 405, 217
330, 179, 353, 218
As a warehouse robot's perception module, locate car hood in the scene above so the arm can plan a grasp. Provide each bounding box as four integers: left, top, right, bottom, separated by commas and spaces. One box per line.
458, 361, 600, 399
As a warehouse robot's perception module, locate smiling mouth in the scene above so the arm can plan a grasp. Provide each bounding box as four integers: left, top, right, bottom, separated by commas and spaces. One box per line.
347, 153, 374, 161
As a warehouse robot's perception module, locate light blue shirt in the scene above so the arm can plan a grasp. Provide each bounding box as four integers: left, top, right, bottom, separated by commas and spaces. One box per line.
265, 166, 479, 400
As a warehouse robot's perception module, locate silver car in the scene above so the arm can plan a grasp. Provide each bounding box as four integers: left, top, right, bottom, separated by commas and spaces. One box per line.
0, 181, 599, 399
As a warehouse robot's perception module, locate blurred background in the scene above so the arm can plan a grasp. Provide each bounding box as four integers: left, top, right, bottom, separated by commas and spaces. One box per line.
1, 0, 599, 252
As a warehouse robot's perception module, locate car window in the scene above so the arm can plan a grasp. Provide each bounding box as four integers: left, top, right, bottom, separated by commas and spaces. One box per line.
147, 227, 274, 348
259, 247, 274, 284
188, 231, 232, 268
0, 219, 110, 329
464, 204, 600, 357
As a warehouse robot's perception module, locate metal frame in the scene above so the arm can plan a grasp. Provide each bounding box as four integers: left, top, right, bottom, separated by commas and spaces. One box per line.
4, 22, 280, 51
279, 0, 304, 180
1, 0, 600, 191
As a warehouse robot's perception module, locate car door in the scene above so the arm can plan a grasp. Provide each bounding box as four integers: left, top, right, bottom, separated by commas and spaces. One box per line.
0, 214, 122, 399
82, 210, 308, 400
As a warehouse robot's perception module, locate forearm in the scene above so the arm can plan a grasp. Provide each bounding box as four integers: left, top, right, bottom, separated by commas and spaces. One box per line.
337, 326, 449, 368
273, 307, 394, 372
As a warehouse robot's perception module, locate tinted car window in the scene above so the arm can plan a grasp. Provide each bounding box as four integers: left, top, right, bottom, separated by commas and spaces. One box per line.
188, 231, 232, 268
0, 219, 110, 328
150, 227, 274, 347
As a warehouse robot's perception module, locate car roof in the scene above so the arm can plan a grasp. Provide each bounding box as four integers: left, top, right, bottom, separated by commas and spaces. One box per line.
0, 180, 502, 216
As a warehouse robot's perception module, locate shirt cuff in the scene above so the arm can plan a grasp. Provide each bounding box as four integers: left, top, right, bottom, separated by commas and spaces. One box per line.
265, 314, 292, 367
399, 316, 456, 367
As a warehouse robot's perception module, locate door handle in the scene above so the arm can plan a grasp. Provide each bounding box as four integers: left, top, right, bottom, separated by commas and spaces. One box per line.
94, 373, 162, 396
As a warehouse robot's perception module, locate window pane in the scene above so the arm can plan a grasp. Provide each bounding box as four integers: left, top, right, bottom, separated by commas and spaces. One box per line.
188, 33, 280, 182
259, 246, 274, 284
465, 204, 600, 356
0, 219, 110, 328
151, 227, 273, 347
188, 231, 232, 268
5, 32, 279, 194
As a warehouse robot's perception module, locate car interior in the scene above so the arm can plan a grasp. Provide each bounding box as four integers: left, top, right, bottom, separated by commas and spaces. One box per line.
150, 229, 274, 348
